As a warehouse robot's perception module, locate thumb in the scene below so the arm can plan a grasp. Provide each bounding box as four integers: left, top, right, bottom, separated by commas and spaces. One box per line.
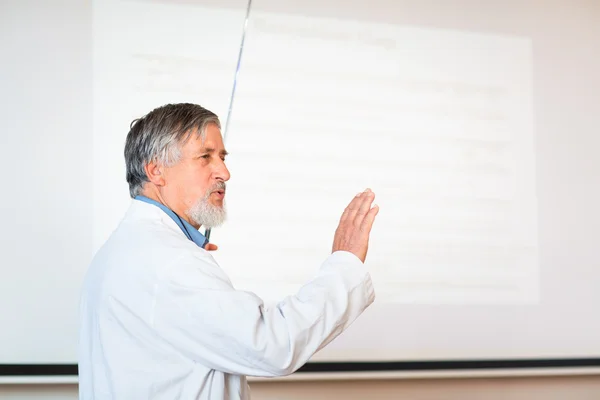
205, 243, 218, 251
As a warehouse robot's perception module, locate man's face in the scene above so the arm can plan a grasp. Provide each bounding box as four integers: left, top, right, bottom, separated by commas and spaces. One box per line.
162, 123, 230, 228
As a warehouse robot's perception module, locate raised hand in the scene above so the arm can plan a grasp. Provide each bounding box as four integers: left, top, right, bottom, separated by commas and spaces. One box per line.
332, 188, 379, 263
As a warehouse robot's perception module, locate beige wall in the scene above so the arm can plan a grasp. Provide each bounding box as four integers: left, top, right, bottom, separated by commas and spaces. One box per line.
2, 376, 600, 400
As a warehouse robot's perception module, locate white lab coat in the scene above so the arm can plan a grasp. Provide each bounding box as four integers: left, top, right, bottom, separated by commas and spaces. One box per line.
78, 199, 375, 399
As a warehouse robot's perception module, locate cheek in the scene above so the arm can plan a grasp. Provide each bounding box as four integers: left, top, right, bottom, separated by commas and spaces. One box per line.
185, 169, 212, 196
167, 166, 202, 198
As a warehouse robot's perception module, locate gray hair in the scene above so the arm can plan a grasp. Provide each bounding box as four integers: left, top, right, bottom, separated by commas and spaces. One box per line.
124, 103, 221, 198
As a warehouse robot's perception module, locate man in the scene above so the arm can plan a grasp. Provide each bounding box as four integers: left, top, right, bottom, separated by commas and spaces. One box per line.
79, 103, 379, 399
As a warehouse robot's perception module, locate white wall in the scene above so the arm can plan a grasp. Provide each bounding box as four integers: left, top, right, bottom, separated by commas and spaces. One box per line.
1, 0, 599, 397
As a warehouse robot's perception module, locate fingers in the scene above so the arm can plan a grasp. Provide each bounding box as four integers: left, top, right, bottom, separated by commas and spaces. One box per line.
340, 189, 375, 223
360, 203, 379, 234
356, 189, 375, 222
340, 190, 365, 222
347, 189, 374, 227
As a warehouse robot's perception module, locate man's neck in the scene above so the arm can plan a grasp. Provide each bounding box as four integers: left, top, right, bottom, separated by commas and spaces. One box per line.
139, 188, 200, 229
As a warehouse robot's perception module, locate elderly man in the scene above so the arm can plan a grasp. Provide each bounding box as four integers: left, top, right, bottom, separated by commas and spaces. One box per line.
78, 103, 379, 399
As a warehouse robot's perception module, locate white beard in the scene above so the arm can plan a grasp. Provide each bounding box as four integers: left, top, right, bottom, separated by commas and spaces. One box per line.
187, 184, 227, 229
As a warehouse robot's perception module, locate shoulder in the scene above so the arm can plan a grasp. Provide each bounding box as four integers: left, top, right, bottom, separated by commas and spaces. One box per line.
157, 249, 234, 290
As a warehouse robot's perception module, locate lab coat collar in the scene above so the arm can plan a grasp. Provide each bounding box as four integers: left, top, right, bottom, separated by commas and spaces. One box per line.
134, 195, 208, 249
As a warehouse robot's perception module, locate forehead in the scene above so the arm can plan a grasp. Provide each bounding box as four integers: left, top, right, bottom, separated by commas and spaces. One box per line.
183, 123, 224, 150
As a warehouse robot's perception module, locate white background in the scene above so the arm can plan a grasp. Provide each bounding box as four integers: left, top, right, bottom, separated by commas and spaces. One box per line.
1, 0, 599, 366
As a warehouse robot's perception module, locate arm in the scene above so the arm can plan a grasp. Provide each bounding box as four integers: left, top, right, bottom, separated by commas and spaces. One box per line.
153, 188, 379, 377
152, 250, 374, 377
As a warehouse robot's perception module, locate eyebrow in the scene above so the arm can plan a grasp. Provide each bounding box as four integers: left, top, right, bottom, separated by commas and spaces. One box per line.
200, 147, 229, 157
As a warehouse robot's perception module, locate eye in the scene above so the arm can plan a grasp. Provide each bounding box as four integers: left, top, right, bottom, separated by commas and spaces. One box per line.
200, 154, 210, 159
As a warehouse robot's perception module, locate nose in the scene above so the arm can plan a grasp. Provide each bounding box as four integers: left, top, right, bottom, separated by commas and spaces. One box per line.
214, 158, 230, 182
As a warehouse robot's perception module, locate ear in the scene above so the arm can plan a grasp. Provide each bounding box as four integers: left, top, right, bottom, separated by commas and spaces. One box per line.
144, 160, 165, 187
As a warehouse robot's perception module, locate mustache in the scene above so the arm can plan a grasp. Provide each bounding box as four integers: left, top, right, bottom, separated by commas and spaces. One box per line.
205, 181, 226, 196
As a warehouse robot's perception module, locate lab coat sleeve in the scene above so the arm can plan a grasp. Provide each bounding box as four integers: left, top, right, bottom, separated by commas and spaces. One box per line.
152, 250, 375, 377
